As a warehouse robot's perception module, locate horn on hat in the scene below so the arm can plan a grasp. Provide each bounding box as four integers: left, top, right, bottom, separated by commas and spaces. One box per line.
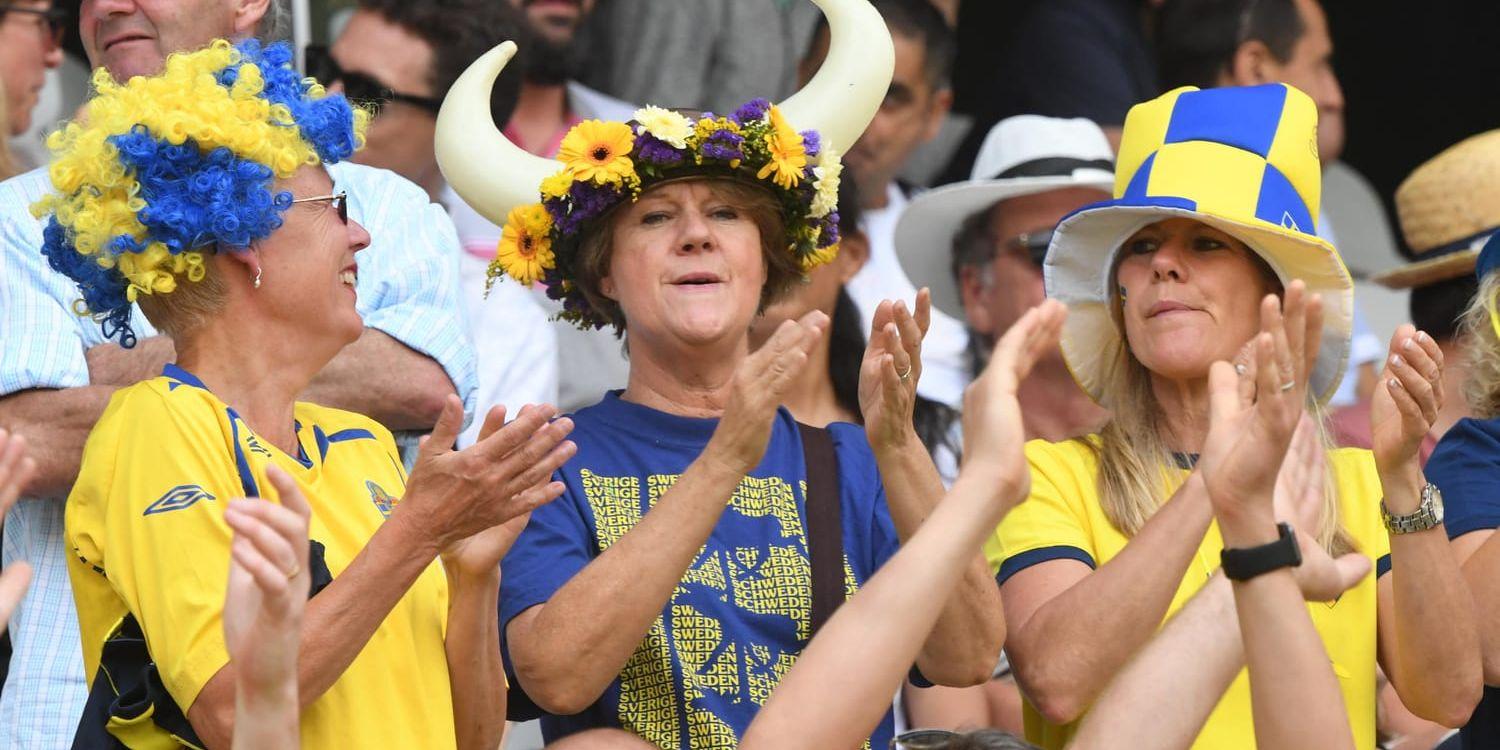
434, 41, 556, 226
435, 0, 894, 226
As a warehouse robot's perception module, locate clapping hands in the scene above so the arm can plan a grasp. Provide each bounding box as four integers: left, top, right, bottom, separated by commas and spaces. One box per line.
959, 299, 1068, 510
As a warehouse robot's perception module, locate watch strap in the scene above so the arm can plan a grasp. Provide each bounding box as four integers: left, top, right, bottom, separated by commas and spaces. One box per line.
1381, 483, 1444, 535
1221, 522, 1302, 582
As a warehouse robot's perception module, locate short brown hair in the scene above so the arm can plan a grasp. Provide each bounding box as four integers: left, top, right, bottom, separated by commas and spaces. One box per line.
135, 260, 228, 341
574, 178, 802, 336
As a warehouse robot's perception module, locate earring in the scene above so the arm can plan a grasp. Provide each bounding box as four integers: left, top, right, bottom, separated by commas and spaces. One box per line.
1118, 285, 1127, 300
253, 266, 263, 289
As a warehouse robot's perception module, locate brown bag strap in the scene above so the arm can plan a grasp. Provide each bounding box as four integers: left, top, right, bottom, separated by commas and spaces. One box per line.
798, 422, 845, 637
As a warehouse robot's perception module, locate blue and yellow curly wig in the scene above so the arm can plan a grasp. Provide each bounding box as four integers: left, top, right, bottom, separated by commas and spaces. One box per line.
32, 39, 369, 347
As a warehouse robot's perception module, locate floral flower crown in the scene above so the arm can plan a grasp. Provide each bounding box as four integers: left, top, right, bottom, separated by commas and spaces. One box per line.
487, 98, 843, 329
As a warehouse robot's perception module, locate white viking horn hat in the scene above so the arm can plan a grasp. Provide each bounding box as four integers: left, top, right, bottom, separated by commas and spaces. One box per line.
435, 0, 895, 226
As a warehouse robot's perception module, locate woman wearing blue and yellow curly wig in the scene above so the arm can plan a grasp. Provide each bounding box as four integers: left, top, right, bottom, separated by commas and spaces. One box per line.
438, 0, 1008, 746
44, 39, 574, 750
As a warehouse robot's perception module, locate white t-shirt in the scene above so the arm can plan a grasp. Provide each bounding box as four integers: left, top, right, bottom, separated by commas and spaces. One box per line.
443, 185, 561, 445
847, 183, 973, 409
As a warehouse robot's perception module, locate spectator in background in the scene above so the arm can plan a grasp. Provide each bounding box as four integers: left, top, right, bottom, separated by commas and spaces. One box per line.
899, 115, 1114, 444
327, 0, 558, 445
1336, 131, 1500, 463
578, 0, 820, 115
0, 0, 476, 744
0, 0, 65, 179
1427, 232, 1500, 750
895, 115, 1115, 733
801, 0, 969, 410
1155, 0, 1383, 410
503, 0, 636, 413
939, 0, 1158, 183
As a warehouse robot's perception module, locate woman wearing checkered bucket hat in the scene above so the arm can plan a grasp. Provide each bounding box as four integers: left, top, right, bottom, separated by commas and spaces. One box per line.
988, 84, 1481, 749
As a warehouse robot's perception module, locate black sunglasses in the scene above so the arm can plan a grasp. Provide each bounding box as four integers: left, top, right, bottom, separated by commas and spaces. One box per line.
291, 191, 348, 224
1002, 228, 1055, 267
0, 4, 68, 46
303, 44, 442, 115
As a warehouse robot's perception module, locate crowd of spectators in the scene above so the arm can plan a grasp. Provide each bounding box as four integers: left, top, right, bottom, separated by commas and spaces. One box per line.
3, 1, 1500, 749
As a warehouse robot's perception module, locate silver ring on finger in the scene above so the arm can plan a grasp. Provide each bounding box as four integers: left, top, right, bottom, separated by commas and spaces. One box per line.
1280, 380, 1296, 393
897, 364, 913, 382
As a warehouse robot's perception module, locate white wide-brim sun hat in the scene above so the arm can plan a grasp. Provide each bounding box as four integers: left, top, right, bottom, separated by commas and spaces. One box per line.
896, 115, 1115, 321
1045, 84, 1354, 407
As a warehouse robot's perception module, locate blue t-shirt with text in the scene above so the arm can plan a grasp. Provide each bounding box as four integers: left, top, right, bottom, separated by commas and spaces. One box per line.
499, 392, 900, 748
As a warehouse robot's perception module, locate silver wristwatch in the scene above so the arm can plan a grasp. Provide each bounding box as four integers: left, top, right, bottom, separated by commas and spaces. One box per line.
1381, 483, 1445, 535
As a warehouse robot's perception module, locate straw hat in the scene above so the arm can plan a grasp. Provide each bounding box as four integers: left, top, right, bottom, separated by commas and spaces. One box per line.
1044, 84, 1353, 406
1370, 130, 1500, 289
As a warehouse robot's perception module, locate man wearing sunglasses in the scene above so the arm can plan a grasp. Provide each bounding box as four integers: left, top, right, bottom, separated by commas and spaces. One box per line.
898, 114, 1115, 446
0, 1, 480, 746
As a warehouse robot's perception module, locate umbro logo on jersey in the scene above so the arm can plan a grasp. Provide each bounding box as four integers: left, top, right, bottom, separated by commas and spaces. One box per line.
367, 480, 400, 519
144, 485, 216, 516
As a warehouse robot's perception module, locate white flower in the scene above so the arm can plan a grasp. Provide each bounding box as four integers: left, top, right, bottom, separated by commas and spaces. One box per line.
633, 105, 693, 149
809, 145, 842, 219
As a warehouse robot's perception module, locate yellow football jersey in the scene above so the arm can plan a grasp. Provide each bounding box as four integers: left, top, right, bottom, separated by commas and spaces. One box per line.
66, 365, 455, 749
985, 437, 1390, 750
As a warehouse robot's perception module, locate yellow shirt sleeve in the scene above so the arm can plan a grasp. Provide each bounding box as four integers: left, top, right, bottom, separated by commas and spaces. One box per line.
985, 438, 1100, 583
71, 385, 249, 713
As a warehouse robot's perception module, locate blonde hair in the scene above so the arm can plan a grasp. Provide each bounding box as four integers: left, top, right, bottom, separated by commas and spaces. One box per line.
1461, 273, 1500, 418
1086, 255, 1355, 556
0, 76, 17, 181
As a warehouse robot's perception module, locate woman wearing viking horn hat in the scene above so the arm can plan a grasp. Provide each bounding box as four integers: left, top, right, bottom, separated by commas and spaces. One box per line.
440, 0, 1006, 745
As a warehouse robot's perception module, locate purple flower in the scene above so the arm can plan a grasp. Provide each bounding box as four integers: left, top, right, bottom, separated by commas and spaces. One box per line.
819, 214, 841, 248
701, 129, 745, 163
732, 98, 771, 125
801, 130, 821, 159
635, 134, 685, 167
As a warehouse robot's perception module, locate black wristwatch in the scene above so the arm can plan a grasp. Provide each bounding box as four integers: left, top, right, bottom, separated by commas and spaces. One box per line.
1221, 523, 1302, 581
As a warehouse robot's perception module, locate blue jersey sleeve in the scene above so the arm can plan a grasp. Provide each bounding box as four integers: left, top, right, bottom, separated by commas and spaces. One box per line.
1427, 418, 1500, 539
499, 469, 597, 629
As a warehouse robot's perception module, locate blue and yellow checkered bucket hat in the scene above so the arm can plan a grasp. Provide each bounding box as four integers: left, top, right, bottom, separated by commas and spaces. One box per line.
1044, 83, 1353, 406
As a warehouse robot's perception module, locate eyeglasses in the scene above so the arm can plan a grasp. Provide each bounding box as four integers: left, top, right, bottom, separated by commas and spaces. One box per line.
291, 191, 348, 223
303, 44, 443, 116
0, 4, 68, 47
891, 729, 958, 750
1001, 228, 1054, 267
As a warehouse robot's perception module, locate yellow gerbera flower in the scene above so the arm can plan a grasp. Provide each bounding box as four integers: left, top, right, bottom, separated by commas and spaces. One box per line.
540, 170, 574, 200
801, 241, 840, 272
756, 106, 807, 190
494, 204, 555, 286
558, 120, 637, 186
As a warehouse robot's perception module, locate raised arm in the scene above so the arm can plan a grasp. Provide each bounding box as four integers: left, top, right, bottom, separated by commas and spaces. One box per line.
505, 312, 828, 715
859, 292, 1004, 686
187, 398, 574, 748
223, 468, 313, 750
1370, 325, 1482, 726
741, 301, 1065, 750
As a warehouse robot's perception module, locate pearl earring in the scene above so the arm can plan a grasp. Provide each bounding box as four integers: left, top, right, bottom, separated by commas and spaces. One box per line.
253, 267, 263, 289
